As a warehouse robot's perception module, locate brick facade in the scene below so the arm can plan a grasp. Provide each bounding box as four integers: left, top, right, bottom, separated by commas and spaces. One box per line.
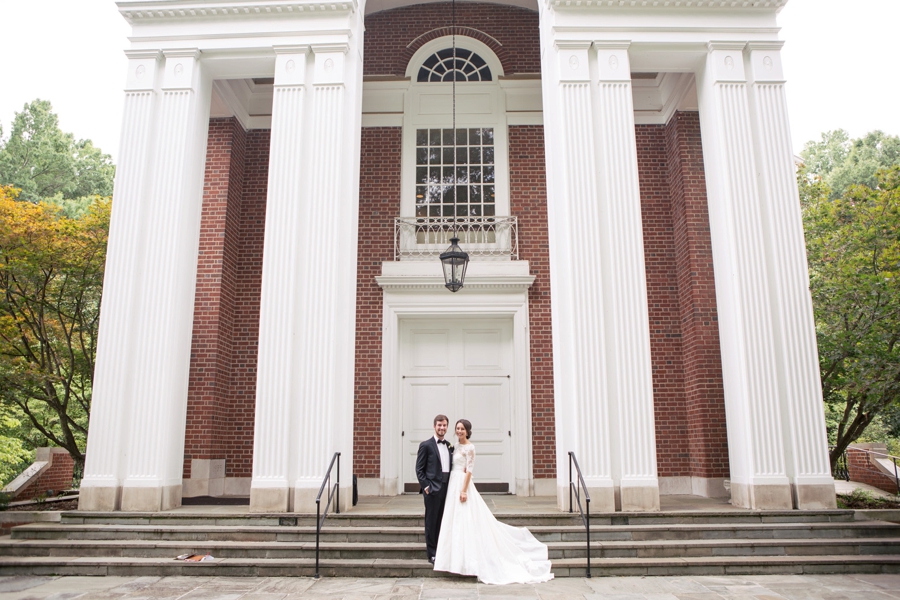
183, 6, 730, 491
364, 3, 540, 78
184, 119, 267, 481
9, 448, 74, 500
354, 127, 403, 478
509, 126, 555, 478
847, 446, 900, 495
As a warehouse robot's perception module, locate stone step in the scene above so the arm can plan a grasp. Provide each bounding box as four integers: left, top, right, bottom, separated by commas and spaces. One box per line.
0, 554, 898, 578
12, 520, 899, 543
58, 509, 857, 528
1, 537, 899, 560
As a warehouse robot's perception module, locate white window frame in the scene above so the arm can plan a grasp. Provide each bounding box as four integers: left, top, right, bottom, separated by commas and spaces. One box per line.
401, 36, 509, 219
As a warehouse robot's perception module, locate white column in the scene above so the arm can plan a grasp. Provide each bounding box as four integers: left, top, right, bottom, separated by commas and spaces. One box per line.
250, 46, 309, 513
696, 42, 791, 509
80, 51, 162, 511
251, 42, 359, 514
543, 41, 615, 512
593, 42, 659, 511
746, 43, 836, 509
290, 44, 357, 513
120, 49, 211, 512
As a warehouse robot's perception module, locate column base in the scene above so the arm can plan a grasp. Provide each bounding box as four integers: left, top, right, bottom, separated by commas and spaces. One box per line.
657, 477, 729, 498
78, 486, 119, 511
794, 482, 837, 509
250, 486, 289, 513
182, 459, 226, 498
557, 482, 615, 512
731, 482, 792, 510
120, 484, 181, 512
620, 482, 660, 512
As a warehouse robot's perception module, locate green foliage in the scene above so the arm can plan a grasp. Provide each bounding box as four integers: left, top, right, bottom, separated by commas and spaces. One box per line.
0, 100, 115, 202
0, 404, 34, 486
0, 185, 111, 471
802, 163, 900, 468
801, 129, 900, 199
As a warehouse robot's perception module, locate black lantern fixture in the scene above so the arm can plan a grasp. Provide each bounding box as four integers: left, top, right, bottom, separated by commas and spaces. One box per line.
440, 237, 469, 293
439, 0, 469, 292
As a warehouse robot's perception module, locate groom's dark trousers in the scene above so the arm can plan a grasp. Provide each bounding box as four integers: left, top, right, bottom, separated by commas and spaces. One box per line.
416, 438, 450, 562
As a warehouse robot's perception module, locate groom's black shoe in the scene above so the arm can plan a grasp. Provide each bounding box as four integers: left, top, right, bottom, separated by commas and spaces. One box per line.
429, 556, 435, 564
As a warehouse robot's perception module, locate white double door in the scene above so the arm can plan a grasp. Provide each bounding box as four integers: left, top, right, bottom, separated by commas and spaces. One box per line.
400, 317, 514, 493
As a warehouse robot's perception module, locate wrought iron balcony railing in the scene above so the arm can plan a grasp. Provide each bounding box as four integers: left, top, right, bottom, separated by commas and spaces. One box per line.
394, 216, 518, 261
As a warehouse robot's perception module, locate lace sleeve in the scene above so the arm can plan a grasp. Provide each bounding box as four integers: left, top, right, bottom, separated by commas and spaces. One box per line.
465, 444, 475, 475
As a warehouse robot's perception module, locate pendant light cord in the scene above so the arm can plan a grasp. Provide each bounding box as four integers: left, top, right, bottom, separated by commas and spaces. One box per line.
451, 0, 457, 237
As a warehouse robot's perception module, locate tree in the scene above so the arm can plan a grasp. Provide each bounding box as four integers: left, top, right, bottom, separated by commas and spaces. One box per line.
801, 167, 900, 469
0, 100, 115, 202
0, 185, 110, 472
801, 129, 900, 200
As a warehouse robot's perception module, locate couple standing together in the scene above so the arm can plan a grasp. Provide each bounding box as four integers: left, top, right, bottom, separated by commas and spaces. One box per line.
415, 414, 553, 585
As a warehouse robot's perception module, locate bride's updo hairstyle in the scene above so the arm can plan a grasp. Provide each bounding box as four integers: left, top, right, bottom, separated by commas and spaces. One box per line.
457, 419, 472, 440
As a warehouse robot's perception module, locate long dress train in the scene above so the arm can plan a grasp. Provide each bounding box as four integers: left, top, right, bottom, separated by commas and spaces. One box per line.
433, 443, 554, 584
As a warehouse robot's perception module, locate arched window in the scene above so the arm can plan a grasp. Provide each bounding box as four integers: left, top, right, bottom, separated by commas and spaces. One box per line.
417, 48, 493, 82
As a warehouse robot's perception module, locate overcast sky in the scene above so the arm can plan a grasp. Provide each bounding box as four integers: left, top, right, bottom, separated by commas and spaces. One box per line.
1, 0, 898, 161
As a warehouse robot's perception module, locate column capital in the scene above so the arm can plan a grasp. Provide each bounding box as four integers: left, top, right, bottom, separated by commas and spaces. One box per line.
310, 43, 350, 86
747, 42, 786, 83
124, 50, 162, 92
707, 41, 746, 83
161, 48, 201, 91
273, 45, 309, 87
554, 41, 591, 83
594, 41, 632, 82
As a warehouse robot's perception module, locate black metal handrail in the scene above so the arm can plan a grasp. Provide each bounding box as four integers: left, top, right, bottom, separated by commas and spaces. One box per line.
315, 452, 341, 579
830, 447, 850, 482
568, 451, 591, 578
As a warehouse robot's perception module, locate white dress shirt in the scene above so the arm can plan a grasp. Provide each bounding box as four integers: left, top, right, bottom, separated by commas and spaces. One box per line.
435, 435, 450, 473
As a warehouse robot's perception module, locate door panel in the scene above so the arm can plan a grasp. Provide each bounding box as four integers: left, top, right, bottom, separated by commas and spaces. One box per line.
459, 378, 509, 483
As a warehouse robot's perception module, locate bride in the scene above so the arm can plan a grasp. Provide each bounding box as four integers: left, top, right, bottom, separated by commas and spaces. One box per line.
433, 419, 554, 584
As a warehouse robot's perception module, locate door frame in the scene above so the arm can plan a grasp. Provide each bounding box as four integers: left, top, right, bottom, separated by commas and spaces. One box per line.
376, 275, 534, 496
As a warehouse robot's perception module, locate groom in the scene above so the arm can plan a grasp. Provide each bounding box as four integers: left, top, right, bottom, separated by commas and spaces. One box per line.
416, 414, 453, 563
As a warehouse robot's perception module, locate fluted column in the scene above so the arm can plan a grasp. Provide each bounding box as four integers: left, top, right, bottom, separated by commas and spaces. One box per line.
696, 43, 791, 509
544, 41, 615, 512
120, 49, 211, 512
80, 51, 162, 511
746, 43, 836, 509
251, 42, 359, 513
290, 44, 356, 513
250, 46, 309, 513
594, 42, 659, 511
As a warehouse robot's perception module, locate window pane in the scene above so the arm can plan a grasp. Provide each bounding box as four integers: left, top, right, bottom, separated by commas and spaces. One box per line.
456, 147, 468, 165
470, 185, 482, 203
456, 186, 468, 202
485, 185, 495, 201
430, 204, 441, 217
470, 204, 482, 216
416, 148, 428, 165
442, 166, 454, 183
483, 146, 494, 164
483, 204, 495, 216
470, 128, 481, 144
442, 204, 454, 217
456, 129, 467, 145
469, 147, 481, 164
482, 128, 494, 144
416, 130, 428, 146
416, 205, 428, 217
456, 166, 468, 184
416, 186, 426, 202
483, 165, 494, 183
429, 168, 441, 184
470, 167, 482, 183
416, 167, 427, 184
443, 129, 454, 145
430, 129, 441, 146
429, 148, 440, 165
442, 147, 454, 165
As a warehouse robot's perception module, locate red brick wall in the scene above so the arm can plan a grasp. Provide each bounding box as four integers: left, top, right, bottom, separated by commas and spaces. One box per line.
15, 451, 74, 500
847, 448, 900, 495
665, 112, 729, 479
636, 124, 691, 477
354, 128, 402, 478
184, 121, 266, 481
364, 3, 540, 77
509, 125, 555, 478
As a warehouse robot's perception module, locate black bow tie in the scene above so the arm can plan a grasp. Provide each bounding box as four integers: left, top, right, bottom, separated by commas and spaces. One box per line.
438, 439, 448, 445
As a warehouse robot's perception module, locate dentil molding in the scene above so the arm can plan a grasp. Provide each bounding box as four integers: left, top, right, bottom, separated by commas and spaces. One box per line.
546, 0, 786, 10
118, 0, 359, 22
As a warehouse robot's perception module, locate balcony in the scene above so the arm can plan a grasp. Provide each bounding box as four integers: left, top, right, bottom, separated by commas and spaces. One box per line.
394, 216, 518, 261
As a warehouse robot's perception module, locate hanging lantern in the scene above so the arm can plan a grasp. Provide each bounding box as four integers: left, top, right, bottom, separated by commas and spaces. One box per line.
439, 236, 469, 292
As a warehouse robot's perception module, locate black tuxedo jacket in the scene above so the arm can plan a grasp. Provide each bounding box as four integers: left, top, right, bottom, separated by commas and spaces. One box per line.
416, 437, 452, 494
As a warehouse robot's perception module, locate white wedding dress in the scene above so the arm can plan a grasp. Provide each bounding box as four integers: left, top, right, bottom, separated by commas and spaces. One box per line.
433, 443, 554, 584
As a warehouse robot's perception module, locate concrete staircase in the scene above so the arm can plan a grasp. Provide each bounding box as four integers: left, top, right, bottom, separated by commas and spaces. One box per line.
1, 509, 900, 577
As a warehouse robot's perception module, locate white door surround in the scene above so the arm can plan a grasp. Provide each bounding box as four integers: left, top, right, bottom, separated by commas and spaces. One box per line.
371, 260, 536, 497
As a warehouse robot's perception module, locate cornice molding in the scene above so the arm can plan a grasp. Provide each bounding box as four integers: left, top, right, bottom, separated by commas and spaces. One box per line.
546, 0, 786, 11
118, 0, 359, 22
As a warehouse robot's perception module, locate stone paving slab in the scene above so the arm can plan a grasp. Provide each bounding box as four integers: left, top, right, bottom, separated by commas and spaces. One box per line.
2, 574, 900, 599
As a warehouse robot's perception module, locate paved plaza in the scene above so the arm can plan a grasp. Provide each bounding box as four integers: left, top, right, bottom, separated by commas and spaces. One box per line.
1, 574, 900, 599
